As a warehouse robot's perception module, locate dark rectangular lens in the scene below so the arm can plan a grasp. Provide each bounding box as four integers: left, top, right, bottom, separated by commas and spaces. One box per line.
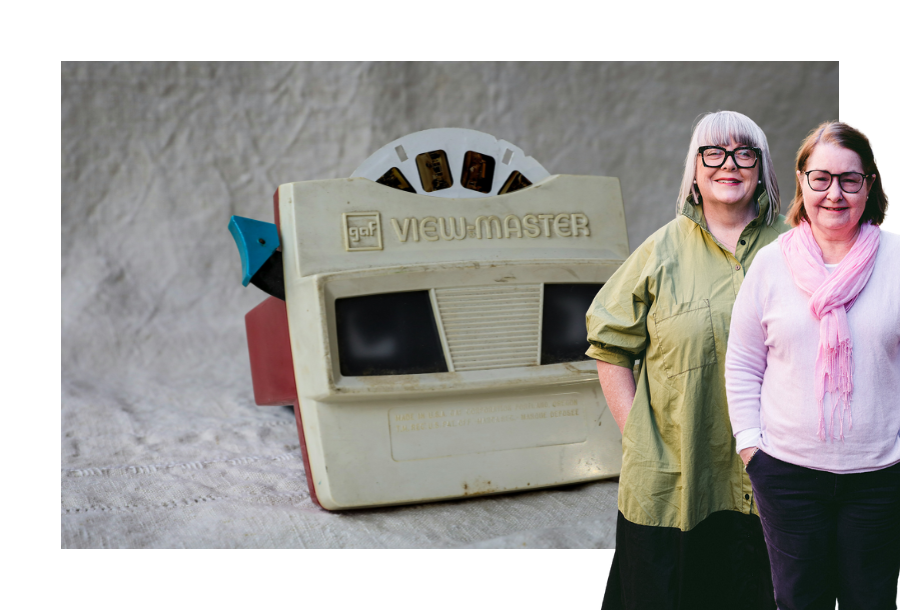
335, 291, 448, 376
540, 283, 604, 365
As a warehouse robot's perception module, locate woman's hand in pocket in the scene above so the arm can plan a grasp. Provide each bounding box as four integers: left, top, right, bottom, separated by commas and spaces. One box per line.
740, 446, 759, 467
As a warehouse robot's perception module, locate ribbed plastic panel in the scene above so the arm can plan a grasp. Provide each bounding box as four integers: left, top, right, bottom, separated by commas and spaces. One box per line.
434, 285, 542, 372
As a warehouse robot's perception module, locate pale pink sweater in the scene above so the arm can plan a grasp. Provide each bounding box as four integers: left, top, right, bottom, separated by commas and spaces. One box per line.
726, 230, 900, 473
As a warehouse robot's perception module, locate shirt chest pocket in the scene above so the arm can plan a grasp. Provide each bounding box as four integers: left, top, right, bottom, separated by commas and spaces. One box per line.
651, 299, 718, 378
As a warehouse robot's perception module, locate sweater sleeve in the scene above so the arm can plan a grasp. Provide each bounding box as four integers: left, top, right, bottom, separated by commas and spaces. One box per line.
725, 255, 770, 438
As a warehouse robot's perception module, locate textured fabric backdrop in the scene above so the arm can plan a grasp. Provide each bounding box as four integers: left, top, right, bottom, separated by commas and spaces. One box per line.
61, 61, 838, 548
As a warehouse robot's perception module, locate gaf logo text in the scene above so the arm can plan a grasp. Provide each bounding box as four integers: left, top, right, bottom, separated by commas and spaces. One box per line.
342, 212, 383, 252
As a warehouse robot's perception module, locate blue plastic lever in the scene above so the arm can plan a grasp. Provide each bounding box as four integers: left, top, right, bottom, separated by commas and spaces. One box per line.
228, 216, 281, 286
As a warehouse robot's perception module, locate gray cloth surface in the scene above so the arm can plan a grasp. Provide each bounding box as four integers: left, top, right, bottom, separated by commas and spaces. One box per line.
61, 61, 838, 548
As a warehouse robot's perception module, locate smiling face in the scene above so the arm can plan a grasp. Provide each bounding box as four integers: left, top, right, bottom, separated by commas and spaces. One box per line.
798, 143, 871, 242
694, 138, 759, 213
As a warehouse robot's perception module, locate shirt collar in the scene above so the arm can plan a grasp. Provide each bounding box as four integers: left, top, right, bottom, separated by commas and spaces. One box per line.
681, 190, 770, 230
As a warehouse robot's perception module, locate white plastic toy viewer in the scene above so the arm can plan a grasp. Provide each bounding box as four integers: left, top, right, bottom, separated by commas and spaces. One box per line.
277, 170, 628, 509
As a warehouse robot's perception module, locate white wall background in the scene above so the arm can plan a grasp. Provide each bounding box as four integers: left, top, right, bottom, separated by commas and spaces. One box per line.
842, 60, 898, 235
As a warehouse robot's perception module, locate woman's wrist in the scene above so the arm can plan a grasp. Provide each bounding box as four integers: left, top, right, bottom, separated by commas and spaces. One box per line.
735, 427, 762, 453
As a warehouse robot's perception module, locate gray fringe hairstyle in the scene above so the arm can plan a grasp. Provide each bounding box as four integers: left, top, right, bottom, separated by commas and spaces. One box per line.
676, 110, 780, 225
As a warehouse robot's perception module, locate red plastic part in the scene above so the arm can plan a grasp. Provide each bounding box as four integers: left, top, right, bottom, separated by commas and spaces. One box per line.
242, 192, 322, 508
292, 402, 321, 509
244, 295, 322, 508
273, 187, 281, 234
245, 296, 297, 407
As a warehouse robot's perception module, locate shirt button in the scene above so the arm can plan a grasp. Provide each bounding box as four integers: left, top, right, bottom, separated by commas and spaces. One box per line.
735, 264, 741, 270
744, 494, 750, 500
740, 239, 746, 245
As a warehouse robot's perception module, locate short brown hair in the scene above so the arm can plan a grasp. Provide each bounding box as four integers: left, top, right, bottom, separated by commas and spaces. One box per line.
786, 121, 888, 227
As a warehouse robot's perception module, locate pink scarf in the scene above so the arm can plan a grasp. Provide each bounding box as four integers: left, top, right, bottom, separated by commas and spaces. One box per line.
779, 221, 880, 441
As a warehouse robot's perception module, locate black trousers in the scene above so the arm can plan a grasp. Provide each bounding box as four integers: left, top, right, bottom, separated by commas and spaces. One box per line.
747, 450, 900, 610
602, 509, 775, 610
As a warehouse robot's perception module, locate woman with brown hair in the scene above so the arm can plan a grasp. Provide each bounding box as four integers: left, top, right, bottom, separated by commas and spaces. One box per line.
726, 121, 899, 609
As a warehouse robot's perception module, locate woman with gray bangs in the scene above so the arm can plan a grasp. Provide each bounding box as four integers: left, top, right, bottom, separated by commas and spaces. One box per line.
585, 110, 789, 609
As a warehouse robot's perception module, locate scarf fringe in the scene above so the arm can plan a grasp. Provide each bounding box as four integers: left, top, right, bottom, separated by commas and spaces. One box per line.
817, 339, 854, 441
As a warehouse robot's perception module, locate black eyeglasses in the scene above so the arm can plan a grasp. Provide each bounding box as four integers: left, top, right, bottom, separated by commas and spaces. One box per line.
804, 170, 874, 194
698, 146, 761, 168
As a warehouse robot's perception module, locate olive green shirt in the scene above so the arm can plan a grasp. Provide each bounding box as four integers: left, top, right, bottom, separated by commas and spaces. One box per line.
586, 193, 789, 531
